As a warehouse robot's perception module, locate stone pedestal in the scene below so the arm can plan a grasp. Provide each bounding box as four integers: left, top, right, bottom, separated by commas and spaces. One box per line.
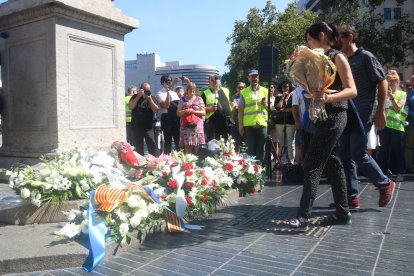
0, 0, 138, 167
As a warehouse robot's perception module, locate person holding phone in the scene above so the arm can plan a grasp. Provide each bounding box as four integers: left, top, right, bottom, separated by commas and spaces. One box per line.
202, 75, 232, 142
274, 81, 296, 164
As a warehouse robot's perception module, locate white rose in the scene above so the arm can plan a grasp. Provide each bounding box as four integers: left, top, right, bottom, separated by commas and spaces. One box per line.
20, 188, 31, 199
127, 195, 141, 208
118, 223, 130, 236
129, 214, 142, 228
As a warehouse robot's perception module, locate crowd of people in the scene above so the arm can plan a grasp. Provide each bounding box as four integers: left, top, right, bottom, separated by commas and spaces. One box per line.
125, 21, 413, 229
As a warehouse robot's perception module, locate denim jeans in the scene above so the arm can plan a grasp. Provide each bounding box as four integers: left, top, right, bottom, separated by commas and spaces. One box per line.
339, 123, 390, 199
244, 126, 267, 163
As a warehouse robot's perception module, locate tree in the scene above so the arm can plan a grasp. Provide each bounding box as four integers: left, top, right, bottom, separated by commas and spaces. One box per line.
222, 2, 317, 93
321, 1, 414, 69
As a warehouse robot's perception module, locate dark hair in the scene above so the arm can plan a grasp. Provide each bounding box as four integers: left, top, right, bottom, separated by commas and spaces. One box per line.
305, 22, 340, 49
277, 80, 293, 93
338, 24, 357, 43
160, 74, 172, 84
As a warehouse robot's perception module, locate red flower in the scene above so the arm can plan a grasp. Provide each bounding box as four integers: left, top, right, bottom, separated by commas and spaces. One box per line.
223, 152, 231, 157
162, 171, 168, 179
242, 165, 248, 170
182, 163, 194, 171
199, 171, 205, 177
254, 164, 259, 172
201, 178, 208, 186
160, 195, 167, 201
214, 185, 220, 191
224, 163, 234, 171
185, 170, 193, 176
200, 193, 208, 201
168, 180, 177, 189
186, 182, 194, 189
238, 158, 246, 164
185, 196, 193, 205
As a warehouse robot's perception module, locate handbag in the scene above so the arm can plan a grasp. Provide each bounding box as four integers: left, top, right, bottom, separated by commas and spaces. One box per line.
182, 111, 199, 129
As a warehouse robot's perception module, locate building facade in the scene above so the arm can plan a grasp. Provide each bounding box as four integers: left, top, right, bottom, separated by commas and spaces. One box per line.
125, 53, 218, 94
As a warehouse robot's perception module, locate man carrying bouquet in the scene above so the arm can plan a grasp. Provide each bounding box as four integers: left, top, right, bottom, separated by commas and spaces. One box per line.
238, 69, 269, 163
336, 25, 395, 209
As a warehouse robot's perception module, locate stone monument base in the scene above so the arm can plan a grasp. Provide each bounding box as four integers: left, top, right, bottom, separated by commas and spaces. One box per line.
0, 199, 85, 225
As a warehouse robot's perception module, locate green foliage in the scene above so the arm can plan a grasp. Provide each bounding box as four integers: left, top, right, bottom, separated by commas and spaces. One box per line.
223, 1, 318, 92
321, 1, 414, 68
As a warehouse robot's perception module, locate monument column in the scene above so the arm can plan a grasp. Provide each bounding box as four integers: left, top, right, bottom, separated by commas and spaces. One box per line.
0, 0, 138, 166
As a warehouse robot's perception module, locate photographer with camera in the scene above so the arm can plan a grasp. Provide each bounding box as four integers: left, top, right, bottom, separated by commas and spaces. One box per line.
202, 75, 233, 142
128, 82, 159, 156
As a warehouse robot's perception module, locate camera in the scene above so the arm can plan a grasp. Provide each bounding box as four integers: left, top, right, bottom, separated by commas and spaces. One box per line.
179, 76, 185, 81
144, 90, 152, 96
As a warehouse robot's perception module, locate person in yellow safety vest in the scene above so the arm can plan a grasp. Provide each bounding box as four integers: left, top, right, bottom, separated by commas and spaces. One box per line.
238, 69, 269, 163
125, 85, 137, 144
377, 70, 407, 181
202, 75, 233, 142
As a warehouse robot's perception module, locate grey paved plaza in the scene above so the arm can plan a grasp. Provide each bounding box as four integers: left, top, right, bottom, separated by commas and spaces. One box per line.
2, 174, 414, 276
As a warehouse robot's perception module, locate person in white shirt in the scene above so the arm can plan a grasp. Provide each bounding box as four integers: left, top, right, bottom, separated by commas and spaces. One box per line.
155, 75, 180, 154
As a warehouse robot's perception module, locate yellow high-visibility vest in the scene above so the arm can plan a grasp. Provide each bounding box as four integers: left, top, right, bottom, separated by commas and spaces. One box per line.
386, 90, 407, 132
240, 86, 268, 127
203, 87, 230, 119
125, 95, 132, 123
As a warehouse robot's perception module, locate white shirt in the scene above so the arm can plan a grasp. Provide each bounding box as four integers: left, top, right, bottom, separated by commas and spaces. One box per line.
292, 87, 306, 121
155, 88, 180, 117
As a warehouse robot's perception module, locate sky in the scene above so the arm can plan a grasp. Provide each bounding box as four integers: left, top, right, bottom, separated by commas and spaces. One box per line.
0, 0, 293, 75
114, 0, 292, 74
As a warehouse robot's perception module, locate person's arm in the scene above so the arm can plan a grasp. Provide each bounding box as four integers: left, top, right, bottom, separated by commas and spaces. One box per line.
390, 91, 406, 113
146, 94, 159, 113
159, 91, 171, 109
374, 79, 388, 130
318, 54, 357, 102
128, 91, 143, 110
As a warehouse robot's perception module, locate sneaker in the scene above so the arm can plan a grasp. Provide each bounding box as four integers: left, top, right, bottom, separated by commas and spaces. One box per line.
317, 212, 352, 226
284, 217, 309, 232
379, 180, 396, 207
329, 197, 360, 210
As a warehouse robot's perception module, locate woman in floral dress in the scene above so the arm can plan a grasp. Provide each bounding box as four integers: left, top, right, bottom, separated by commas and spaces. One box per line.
177, 82, 206, 154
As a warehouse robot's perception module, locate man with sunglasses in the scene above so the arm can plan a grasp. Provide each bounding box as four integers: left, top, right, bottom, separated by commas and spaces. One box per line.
334, 25, 395, 209
155, 74, 180, 154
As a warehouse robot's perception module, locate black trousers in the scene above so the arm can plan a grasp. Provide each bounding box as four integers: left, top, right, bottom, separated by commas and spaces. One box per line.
132, 125, 156, 156
205, 119, 231, 142
161, 114, 180, 154
299, 109, 349, 219
126, 123, 134, 145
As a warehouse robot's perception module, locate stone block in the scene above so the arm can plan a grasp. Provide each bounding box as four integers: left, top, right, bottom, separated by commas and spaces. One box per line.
0, 199, 84, 225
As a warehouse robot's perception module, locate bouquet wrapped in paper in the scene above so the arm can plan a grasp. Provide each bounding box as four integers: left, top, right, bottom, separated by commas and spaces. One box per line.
285, 46, 337, 121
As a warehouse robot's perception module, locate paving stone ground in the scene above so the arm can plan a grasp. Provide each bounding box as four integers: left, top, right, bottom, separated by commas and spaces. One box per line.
3, 174, 414, 276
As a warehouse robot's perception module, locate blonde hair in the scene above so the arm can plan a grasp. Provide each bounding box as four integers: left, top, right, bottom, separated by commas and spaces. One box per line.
386, 70, 400, 82
185, 82, 198, 94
